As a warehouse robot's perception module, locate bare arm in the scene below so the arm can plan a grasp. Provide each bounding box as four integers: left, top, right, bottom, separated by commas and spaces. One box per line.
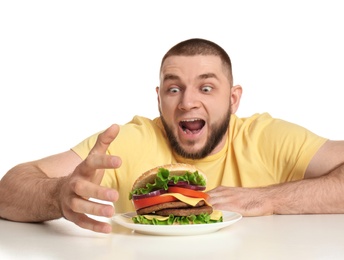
0, 124, 122, 233
208, 140, 344, 216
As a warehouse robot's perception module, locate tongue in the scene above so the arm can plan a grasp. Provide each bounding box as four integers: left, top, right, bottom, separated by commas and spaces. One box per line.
183, 121, 203, 131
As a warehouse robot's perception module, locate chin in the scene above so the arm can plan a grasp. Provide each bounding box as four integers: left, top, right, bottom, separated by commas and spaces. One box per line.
175, 145, 210, 160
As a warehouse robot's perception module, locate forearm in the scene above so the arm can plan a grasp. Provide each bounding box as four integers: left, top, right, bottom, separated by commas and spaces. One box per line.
0, 163, 65, 222
209, 163, 344, 216
270, 163, 344, 214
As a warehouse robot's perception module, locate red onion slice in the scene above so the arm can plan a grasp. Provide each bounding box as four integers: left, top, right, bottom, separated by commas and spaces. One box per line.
168, 181, 206, 191
132, 189, 167, 200
167, 181, 189, 186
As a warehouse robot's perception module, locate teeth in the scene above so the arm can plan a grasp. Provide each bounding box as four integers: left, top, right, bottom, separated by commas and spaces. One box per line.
181, 119, 200, 122
180, 119, 202, 134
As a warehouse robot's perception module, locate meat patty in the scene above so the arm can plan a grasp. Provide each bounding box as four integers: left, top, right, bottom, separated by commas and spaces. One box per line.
136, 200, 205, 215
156, 205, 213, 217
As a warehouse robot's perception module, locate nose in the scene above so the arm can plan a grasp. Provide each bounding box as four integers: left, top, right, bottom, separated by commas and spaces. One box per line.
178, 88, 201, 111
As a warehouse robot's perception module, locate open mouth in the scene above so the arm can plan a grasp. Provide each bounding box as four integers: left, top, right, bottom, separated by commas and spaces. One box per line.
179, 119, 205, 134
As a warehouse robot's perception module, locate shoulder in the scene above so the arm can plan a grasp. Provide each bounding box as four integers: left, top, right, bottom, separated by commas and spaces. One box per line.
231, 112, 314, 136
119, 115, 164, 136
230, 112, 327, 149
230, 113, 276, 136
112, 115, 167, 150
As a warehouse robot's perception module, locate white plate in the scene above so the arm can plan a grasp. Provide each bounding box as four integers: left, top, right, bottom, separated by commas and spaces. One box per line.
112, 210, 242, 236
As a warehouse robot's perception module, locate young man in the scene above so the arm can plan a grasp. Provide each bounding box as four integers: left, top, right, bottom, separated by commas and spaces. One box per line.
1, 38, 344, 233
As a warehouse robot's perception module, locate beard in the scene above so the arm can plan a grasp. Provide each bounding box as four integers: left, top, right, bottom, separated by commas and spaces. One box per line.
160, 108, 231, 160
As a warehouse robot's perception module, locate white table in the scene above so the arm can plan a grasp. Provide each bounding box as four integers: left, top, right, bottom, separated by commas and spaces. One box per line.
1, 214, 344, 260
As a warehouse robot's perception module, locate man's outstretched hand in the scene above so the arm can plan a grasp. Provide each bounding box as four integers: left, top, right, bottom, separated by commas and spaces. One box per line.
58, 124, 122, 233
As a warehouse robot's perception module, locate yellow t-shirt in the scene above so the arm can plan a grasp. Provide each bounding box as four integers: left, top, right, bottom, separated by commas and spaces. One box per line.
71, 113, 327, 213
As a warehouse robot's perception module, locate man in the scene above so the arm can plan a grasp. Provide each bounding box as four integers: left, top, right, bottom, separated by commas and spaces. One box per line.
1, 38, 344, 233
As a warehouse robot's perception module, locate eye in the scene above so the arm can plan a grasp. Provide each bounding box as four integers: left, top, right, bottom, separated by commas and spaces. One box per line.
169, 87, 180, 93
201, 85, 212, 93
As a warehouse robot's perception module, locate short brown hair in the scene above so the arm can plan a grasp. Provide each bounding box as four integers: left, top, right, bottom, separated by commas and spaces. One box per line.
160, 38, 233, 86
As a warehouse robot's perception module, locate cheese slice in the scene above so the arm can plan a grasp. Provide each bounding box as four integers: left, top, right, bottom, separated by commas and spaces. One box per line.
160, 192, 211, 207
210, 210, 223, 220
142, 215, 170, 221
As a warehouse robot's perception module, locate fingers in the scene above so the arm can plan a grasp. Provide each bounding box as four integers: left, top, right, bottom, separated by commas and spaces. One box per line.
207, 186, 273, 216
77, 124, 122, 175
207, 186, 226, 203
81, 154, 122, 172
75, 125, 122, 180
90, 124, 120, 155
67, 177, 119, 214
61, 180, 117, 233
68, 196, 115, 218
63, 209, 113, 233
61, 124, 123, 233
207, 186, 241, 211
72, 179, 119, 202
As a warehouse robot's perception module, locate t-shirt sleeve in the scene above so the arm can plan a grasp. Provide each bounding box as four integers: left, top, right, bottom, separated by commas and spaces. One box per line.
231, 113, 328, 185
252, 114, 328, 182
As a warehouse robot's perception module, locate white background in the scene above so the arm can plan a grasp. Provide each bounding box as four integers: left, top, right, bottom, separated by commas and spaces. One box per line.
1, 1, 343, 178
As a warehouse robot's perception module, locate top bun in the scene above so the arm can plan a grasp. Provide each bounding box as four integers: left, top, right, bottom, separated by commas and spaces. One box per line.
132, 163, 206, 191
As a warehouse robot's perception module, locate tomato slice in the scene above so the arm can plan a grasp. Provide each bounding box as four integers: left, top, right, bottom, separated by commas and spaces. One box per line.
168, 186, 210, 200
132, 195, 178, 210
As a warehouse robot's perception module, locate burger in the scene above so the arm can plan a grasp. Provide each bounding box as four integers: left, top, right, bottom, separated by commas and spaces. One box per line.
129, 163, 223, 225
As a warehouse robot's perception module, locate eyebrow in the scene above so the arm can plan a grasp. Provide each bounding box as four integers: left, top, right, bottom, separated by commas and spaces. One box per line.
163, 74, 180, 82
198, 73, 218, 80
163, 73, 218, 83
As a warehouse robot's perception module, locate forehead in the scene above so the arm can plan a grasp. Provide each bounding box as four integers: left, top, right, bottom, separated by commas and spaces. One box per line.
160, 55, 227, 80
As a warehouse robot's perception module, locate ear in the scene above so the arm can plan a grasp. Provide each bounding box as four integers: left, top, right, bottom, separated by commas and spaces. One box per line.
230, 85, 242, 114
156, 86, 160, 106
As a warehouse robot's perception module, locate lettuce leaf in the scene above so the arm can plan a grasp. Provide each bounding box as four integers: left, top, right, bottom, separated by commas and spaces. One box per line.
129, 167, 206, 199
132, 214, 223, 225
